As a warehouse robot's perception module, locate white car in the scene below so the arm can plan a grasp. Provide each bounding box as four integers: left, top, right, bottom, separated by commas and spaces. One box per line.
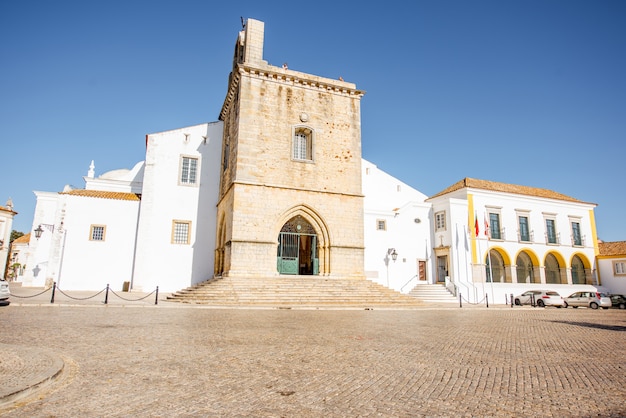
0, 279, 10, 306
563, 291, 611, 309
514, 290, 564, 308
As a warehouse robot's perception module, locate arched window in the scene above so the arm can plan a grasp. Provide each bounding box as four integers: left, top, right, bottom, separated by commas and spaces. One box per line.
545, 253, 562, 284
486, 250, 505, 283
292, 127, 313, 161
571, 255, 586, 284
516, 252, 536, 283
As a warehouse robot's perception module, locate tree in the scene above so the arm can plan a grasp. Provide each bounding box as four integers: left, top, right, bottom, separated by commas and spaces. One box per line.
10, 230, 24, 243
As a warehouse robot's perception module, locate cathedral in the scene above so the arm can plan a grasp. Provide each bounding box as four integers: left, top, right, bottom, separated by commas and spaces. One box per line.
16, 19, 612, 303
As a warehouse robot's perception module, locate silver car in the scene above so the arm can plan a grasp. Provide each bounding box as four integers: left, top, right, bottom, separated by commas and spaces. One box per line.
0, 279, 10, 306
514, 290, 565, 308
564, 291, 611, 309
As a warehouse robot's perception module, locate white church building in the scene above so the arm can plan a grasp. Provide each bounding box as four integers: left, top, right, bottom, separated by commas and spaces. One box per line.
15, 19, 610, 304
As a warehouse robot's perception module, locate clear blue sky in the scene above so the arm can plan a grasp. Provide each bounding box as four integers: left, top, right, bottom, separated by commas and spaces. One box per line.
2, 1, 625, 242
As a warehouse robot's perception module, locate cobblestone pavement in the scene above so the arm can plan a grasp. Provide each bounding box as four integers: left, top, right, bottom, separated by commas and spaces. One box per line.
1, 303, 625, 417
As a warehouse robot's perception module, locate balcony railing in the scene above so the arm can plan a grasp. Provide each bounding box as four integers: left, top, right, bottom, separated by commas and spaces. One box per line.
517, 230, 534, 243
545, 232, 560, 245
571, 234, 585, 247
490, 227, 505, 241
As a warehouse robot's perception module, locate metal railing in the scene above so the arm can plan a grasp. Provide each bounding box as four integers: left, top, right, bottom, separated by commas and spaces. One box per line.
400, 275, 419, 292
10, 282, 160, 305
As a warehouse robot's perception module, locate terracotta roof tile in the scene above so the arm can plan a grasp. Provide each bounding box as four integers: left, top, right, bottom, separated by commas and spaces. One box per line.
13, 233, 31, 244
598, 241, 626, 257
0, 205, 18, 214
60, 190, 141, 201
429, 177, 592, 204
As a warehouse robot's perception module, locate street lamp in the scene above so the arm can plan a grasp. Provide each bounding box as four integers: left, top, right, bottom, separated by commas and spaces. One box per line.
388, 248, 398, 262
34, 224, 54, 239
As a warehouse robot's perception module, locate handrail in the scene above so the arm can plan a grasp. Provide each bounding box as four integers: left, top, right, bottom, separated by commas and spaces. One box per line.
400, 275, 419, 292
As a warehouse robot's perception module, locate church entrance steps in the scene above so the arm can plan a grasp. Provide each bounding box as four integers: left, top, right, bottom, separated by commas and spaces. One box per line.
407, 284, 458, 304
167, 276, 425, 308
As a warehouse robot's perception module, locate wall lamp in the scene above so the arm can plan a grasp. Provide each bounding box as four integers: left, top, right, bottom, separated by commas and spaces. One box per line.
387, 248, 398, 262
34, 224, 54, 239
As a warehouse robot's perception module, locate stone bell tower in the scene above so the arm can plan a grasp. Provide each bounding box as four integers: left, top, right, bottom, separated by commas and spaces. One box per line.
215, 18, 366, 280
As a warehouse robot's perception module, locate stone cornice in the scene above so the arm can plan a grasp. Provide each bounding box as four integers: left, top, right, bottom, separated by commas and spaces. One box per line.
220, 63, 365, 121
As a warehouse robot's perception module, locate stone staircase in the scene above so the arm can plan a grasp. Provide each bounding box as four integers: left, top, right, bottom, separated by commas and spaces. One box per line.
166, 276, 425, 308
407, 283, 458, 304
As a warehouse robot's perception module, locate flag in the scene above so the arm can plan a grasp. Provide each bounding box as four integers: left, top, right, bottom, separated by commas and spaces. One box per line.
474, 212, 479, 237
484, 213, 490, 239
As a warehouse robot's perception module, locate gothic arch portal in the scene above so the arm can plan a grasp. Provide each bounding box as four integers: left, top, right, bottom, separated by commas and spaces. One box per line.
275, 205, 331, 276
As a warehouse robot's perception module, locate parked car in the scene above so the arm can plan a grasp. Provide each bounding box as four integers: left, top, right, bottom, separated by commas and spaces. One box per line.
563, 291, 611, 309
514, 290, 564, 307
0, 279, 10, 306
609, 294, 626, 309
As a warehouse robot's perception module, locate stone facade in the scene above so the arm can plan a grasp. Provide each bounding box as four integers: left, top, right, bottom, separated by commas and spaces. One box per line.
216, 19, 366, 279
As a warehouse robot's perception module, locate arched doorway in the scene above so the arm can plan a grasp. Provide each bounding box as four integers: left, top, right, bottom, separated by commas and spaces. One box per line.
571, 255, 586, 284
485, 250, 505, 282
545, 253, 562, 284
277, 216, 319, 275
516, 251, 536, 283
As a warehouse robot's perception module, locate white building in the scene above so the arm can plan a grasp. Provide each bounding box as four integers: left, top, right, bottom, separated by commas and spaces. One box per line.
362, 160, 432, 292
21, 162, 142, 290
427, 178, 602, 303
597, 241, 626, 295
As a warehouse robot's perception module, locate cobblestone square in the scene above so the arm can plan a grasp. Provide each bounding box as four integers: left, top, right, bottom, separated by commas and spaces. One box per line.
1, 304, 625, 417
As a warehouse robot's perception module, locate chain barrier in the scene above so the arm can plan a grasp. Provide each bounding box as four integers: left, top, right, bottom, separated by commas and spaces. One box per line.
9, 287, 51, 299
109, 288, 157, 302
55, 287, 106, 301
458, 292, 488, 307
10, 283, 160, 305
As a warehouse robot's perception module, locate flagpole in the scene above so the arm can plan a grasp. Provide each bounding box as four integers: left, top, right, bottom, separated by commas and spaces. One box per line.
476, 228, 485, 304
486, 234, 495, 304
485, 213, 495, 303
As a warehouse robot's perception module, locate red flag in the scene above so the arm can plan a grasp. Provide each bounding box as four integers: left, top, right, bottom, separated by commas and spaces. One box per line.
474, 212, 479, 236
484, 213, 490, 238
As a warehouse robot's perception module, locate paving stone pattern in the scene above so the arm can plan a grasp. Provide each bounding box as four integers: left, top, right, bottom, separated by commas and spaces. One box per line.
1, 306, 625, 417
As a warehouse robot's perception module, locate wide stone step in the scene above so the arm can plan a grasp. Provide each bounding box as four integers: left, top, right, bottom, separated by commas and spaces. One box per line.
167, 276, 424, 307
408, 284, 458, 303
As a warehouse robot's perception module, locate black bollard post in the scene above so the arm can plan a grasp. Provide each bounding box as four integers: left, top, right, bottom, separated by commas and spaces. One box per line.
155, 286, 159, 305
510, 293, 514, 308
459, 293, 462, 308
50, 282, 56, 304
104, 284, 109, 305
486, 293, 489, 308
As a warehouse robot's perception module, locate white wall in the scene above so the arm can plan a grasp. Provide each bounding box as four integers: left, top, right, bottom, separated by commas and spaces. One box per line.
21, 192, 59, 287
132, 122, 223, 292
362, 160, 432, 292
56, 194, 140, 291
598, 258, 626, 295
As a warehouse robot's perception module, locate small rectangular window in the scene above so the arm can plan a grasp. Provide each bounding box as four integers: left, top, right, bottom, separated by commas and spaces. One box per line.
172, 221, 191, 244
489, 213, 501, 240
571, 222, 582, 246
435, 211, 446, 232
90, 225, 106, 241
180, 156, 198, 185
546, 218, 557, 244
376, 220, 386, 231
614, 261, 626, 276
518, 216, 530, 242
